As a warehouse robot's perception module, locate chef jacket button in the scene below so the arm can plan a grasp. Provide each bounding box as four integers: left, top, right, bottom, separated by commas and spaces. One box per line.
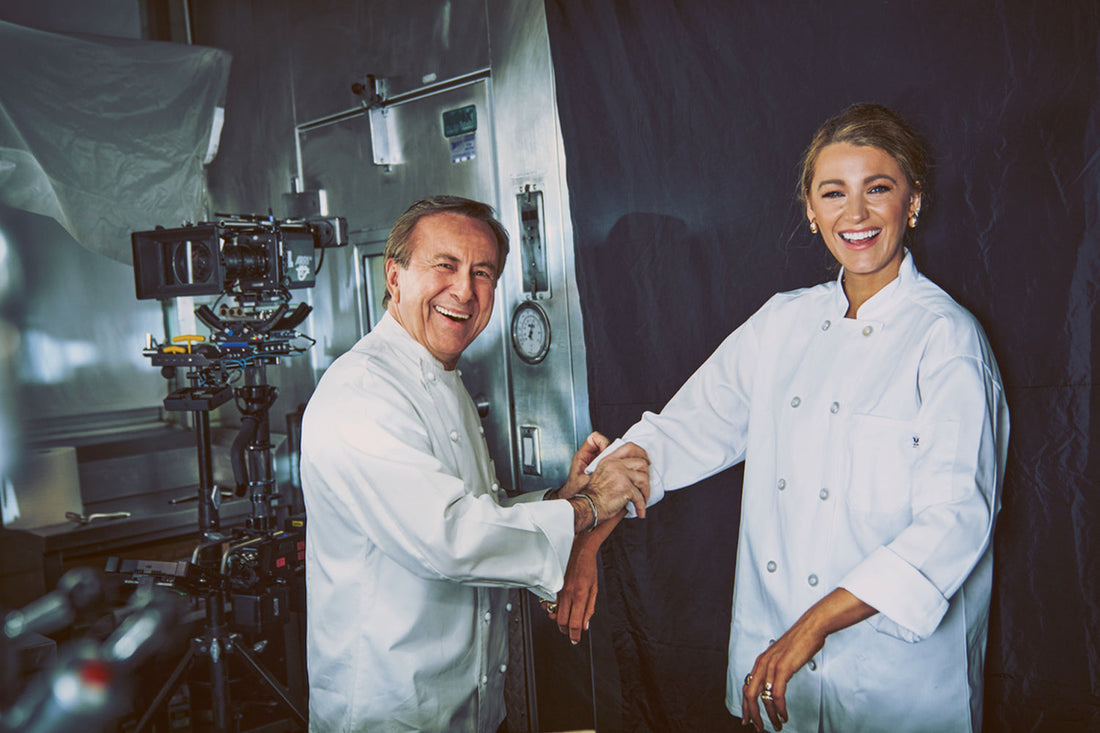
821, 320, 831, 331
500, 664, 508, 674
766, 561, 777, 573
819, 488, 829, 501
808, 574, 819, 587
790, 396, 801, 408
427, 372, 436, 381
777, 478, 786, 491
457, 369, 463, 377
484, 612, 492, 622
479, 426, 485, 435
491, 482, 500, 492
481, 675, 488, 685
808, 659, 817, 671
506, 603, 513, 612
450, 430, 459, 441
862, 325, 874, 336
829, 401, 840, 414
768, 639, 776, 646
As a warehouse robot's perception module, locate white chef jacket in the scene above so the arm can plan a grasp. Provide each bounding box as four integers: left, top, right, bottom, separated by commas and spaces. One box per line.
606, 253, 1009, 732
300, 312, 575, 733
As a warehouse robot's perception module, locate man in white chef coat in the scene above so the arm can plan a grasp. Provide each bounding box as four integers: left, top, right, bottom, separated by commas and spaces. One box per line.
300, 195, 648, 733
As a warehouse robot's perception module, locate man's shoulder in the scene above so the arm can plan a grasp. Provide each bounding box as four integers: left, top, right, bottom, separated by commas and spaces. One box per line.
302, 337, 431, 450
318, 333, 420, 398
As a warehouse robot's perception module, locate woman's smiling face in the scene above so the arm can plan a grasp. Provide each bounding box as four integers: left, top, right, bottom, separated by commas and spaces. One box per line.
806, 142, 921, 297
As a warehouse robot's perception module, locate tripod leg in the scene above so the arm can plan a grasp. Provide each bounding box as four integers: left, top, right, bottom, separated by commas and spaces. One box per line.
205, 593, 234, 733
133, 643, 195, 733
230, 635, 308, 726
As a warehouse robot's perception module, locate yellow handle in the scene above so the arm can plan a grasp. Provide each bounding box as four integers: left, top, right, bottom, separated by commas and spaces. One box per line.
171, 334, 206, 354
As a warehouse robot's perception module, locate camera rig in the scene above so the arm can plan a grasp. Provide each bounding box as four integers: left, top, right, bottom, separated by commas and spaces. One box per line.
123, 213, 346, 731
132, 212, 345, 535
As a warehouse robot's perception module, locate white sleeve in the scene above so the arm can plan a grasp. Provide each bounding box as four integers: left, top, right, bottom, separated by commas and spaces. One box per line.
840, 345, 1009, 641
301, 366, 575, 598
588, 314, 760, 515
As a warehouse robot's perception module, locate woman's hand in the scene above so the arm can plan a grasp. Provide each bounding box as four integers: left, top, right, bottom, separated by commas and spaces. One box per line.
741, 589, 877, 732
741, 615, 825, 731
548, 530, 600, 644
540, 508, 626, 643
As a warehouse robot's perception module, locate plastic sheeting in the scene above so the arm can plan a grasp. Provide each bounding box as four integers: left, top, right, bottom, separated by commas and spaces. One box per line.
546, 1, 1098, 731
0, 21, 230, 263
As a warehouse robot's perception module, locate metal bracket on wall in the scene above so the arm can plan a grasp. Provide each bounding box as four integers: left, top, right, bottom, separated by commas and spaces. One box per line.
517, 185, 550, 298
361, 76, 402, 166
368, 105, 402, 166
293, 68, 492, 176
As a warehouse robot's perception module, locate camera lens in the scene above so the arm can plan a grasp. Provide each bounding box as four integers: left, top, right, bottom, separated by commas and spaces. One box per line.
171, 240, 215, 285
222, 242, 270, 282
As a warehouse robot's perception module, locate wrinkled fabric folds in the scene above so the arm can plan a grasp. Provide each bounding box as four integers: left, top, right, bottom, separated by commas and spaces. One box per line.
0, 21, 230, 262
546, 1, 1099, 730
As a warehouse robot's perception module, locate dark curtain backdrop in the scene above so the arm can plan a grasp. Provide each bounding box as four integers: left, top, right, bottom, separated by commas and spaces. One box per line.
545, 1, 1098, 731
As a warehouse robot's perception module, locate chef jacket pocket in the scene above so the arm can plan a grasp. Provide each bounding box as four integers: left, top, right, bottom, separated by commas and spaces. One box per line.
844, 414, 916, 516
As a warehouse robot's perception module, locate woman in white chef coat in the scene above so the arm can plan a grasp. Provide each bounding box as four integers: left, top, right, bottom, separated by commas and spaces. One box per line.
564, 103, 1010, 733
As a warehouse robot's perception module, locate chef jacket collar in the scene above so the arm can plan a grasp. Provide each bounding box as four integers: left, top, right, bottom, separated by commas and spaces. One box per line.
836, 249, 916, 322
371, 311, 459, 384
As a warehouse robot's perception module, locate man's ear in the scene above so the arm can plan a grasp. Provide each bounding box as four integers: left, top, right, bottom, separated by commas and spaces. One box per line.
385, 258, 400, 303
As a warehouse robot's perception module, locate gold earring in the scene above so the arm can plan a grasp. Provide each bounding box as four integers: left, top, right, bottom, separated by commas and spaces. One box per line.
909, 213, 919, 228
809, 220, 818, 234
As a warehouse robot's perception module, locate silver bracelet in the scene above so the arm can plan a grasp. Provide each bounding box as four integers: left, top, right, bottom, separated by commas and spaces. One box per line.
575, 492, 598, 532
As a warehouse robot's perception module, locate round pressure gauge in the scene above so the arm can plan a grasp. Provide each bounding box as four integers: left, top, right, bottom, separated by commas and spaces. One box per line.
511, 301, 551, 365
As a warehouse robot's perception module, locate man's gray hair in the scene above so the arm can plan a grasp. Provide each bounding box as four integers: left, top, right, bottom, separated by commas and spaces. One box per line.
382, 195, 510, 307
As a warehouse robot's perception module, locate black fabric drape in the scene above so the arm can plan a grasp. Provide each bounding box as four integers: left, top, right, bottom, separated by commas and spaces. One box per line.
546, 1, 1099, 731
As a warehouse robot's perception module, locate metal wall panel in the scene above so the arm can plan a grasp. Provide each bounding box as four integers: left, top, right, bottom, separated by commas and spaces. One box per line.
297, 78, 511, 486
0, 206, 166, 425
487, 2, 591, 495
487, 5, 596, 731
285, 0, 490, 123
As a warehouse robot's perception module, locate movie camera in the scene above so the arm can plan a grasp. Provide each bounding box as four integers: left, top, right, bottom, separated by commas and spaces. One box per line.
131, 213, 346, 301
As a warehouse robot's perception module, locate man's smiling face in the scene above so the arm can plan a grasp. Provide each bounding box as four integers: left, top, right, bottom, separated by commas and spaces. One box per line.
385, 212, 500, 370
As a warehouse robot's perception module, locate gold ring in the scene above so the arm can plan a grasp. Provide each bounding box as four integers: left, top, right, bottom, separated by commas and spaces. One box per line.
546, 603, 558, 614
760, 691, 774, 702
764, 682, 773, 692
744, 673, 753, 686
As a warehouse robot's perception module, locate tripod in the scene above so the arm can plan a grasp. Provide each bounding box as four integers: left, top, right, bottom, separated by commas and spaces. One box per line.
133, 360, 307, 733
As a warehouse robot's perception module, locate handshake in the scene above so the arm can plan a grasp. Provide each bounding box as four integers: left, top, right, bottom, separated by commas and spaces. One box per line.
550, 433, 651, 534
541, 433, 650, 642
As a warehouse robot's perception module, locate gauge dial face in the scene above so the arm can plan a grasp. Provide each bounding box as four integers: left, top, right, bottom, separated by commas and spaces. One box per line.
511, 301, 551, 365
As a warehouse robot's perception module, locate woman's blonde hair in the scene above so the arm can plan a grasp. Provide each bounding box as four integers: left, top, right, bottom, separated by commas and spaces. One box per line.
798, 103, 930, 209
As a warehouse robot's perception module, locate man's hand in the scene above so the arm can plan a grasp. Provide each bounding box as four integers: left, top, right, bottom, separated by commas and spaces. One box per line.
576, 441, 650, 524
557, 432, 611, 500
